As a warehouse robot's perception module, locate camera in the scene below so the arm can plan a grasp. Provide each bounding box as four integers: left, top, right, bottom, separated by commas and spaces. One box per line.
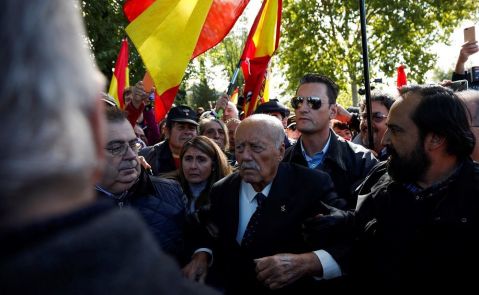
358, 78, 382, 95
449, 80, 468, 92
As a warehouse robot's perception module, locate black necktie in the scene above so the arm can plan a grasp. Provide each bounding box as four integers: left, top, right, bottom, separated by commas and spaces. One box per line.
241, 193, 266, 247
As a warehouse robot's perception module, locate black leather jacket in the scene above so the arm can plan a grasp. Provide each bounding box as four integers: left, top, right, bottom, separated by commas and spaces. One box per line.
140, 140, 177, 176
353, 159, 479, 291
283, 130, 378, 209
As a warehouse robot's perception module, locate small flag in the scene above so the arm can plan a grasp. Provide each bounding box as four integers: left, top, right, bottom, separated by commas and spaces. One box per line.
108, 39, 129, 108
230, 87, 239, 104
241, 0, 282, 117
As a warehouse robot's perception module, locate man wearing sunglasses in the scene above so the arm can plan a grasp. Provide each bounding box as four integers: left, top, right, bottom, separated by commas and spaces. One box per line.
96, 106, 191, 265
283, 73, 378, 209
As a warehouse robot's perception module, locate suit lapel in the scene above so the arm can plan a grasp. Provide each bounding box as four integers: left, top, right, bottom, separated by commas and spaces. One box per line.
225, 173, 241, 243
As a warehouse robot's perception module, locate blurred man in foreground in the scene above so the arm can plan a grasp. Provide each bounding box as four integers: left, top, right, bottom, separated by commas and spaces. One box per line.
0, 1, 217, 294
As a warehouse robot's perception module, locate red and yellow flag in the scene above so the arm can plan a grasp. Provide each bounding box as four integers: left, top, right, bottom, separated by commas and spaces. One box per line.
241, 0, 281, 117
230, 87, 239, 105
108, 39, 129, 108
124, 0, 249, 122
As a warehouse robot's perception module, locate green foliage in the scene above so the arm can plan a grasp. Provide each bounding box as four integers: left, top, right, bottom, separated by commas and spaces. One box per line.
81, 0, 144, 88
280, 0, 479, 105
431, 67, 454, 82
188, 78, 218, 109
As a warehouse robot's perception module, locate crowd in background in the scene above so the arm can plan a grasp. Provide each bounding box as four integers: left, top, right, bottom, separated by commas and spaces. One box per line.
2, 0, 479, 294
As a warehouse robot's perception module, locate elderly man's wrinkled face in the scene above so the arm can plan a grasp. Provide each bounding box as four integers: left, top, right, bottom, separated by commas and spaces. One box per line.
167, 122, 198, 155
235, 121, 284, 191
100, 119, 141, 194
202, 120, 226, 150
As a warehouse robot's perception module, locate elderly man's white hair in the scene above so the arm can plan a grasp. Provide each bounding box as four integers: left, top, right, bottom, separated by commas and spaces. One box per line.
0, 0, 104, 217
240, 114, 285, 148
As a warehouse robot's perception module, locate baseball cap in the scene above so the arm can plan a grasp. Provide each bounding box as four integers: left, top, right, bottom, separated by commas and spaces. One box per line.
287, 115, 296, 129
166, 105, 198, 126
254, 99, 290, 118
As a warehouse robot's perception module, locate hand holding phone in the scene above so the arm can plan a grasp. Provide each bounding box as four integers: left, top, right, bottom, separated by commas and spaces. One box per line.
449, 80, 468, 92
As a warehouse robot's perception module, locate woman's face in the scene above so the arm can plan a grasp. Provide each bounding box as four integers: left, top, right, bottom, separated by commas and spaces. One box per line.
182, 147, 213, 184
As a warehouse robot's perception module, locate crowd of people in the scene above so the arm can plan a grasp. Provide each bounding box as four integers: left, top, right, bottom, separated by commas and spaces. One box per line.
2, 0, 479, 294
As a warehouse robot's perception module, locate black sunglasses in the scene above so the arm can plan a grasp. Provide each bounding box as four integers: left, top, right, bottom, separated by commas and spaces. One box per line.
291, 96, 325, 110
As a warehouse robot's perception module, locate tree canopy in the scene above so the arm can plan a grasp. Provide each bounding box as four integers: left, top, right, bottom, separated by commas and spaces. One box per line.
280, 0, 479, 105
81, 1, 479, 106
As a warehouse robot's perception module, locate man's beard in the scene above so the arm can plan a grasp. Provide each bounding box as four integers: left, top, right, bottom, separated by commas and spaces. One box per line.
386, 142, 430, 184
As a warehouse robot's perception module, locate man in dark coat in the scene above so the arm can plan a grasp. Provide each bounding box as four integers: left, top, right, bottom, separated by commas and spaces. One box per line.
316, 85, 479, 292
0, 1, 218, 294
283, 73, 377, 209
209, 114, 348, 294
96, 105, 189, 263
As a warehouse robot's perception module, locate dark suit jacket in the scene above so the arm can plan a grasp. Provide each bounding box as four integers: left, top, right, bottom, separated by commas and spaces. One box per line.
209, 162, 347, 294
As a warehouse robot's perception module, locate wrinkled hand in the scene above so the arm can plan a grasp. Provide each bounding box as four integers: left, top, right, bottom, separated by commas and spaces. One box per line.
439, 80, 452, 87
214, 94, 229, 112
255, 253, 320, 290
459, 41, 479, 63
182, 252, 209, 284
137, 156, 151, 170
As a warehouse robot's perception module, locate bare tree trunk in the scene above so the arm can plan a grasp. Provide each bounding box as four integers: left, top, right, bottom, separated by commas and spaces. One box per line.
351, 82, 358, 106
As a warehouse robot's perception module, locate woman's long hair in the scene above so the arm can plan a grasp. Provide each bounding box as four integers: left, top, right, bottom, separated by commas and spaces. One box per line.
178, 136, 232, 210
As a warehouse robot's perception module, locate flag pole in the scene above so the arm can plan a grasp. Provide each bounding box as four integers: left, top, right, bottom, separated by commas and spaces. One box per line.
227, 60, 242, 95
359, 0, 374, 150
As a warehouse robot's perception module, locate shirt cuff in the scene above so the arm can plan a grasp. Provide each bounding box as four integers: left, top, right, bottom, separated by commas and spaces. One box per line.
194, 248, 213, 267
313, 250, 342, 280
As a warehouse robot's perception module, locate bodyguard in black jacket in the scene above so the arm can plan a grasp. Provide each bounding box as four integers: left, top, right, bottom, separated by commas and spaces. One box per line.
285, 73, 377, 210
283, 131, 377, 209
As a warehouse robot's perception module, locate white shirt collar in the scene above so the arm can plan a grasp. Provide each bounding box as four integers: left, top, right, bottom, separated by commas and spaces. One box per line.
240, 180, 273, 203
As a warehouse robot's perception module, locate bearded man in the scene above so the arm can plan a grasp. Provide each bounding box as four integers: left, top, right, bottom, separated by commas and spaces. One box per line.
351, 85, 479, 292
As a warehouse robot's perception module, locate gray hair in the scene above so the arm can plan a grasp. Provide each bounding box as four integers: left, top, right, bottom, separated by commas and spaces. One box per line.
0, 1, 104, 203
240, 114, 285, 148
457, 90, 479, 127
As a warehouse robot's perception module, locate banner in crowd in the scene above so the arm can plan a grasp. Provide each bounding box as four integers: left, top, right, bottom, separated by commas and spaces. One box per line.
241, 0, 281, 117
124, 0, 249, 122
108, 39, 129, 109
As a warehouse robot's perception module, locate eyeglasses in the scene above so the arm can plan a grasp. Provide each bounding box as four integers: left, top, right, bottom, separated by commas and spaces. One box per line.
105, 140, 142, 157
360, 111, 388, 123
290, 96, 327, 110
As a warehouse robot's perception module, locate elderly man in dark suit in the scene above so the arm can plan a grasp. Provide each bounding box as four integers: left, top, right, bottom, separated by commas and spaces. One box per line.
209, 114, 348, 294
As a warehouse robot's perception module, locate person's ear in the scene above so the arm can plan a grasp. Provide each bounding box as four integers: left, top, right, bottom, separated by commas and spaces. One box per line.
89, 97, 106, 183
329, 104, 338, 119
278, 142, 285, 161
425, 133, 445, 151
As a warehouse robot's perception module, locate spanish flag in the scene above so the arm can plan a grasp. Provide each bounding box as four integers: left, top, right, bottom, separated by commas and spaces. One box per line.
241, 0, 281, 117
108, 39, 129, 109
124, 0, 249, 122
